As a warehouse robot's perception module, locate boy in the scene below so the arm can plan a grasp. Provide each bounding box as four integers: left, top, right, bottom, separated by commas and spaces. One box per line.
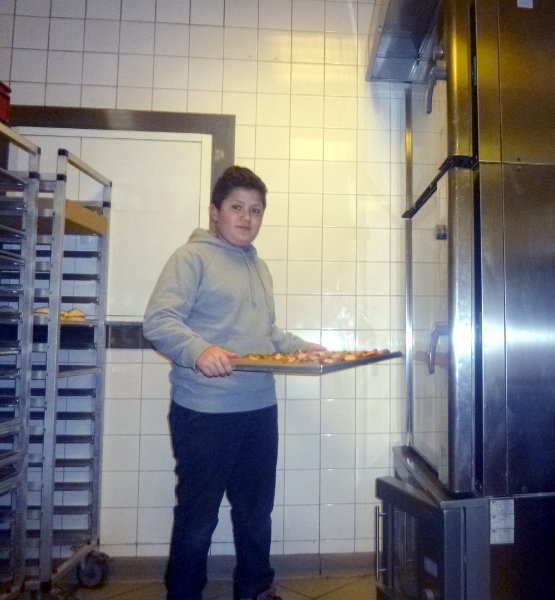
143, 166, 324, 600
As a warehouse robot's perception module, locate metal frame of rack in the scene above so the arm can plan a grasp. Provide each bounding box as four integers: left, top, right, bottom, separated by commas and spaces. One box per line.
0, 123, 40, 599
24, 148, 111, 596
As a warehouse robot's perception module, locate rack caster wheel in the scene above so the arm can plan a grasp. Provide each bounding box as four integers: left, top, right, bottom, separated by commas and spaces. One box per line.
76, 551, 110, 589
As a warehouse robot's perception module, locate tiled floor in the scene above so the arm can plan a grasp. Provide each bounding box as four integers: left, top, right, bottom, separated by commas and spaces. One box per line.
71, 575, 377, 599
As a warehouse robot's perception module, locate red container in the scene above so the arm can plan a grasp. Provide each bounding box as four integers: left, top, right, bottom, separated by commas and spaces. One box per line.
0, 81, 11, 125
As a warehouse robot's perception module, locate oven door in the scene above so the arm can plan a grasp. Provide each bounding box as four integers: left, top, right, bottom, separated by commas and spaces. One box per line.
406, 83, 476, 493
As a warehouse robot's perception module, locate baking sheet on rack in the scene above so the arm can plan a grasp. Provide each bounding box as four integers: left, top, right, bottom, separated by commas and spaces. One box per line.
230, 350, 402, 375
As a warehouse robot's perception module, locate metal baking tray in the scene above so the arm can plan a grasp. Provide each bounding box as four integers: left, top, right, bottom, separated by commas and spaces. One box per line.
230, 350, 402, 375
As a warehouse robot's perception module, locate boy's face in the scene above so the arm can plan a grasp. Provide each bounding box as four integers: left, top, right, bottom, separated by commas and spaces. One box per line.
210, 188, 265, 248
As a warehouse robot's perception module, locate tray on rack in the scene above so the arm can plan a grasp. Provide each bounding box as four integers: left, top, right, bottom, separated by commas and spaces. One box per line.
230, 349, 402, 375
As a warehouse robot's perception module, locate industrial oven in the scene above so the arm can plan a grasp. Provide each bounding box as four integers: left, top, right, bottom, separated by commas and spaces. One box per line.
369, 1, 555, 598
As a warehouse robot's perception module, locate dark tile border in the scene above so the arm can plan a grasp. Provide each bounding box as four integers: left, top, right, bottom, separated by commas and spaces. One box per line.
9, 106, 235, 192
106, 323, 151, 349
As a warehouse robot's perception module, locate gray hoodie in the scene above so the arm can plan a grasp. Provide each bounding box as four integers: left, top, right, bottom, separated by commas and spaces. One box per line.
143, 228, 310, 413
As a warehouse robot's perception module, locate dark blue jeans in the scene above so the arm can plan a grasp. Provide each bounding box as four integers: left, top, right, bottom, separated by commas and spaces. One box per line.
166, 402, 278, 600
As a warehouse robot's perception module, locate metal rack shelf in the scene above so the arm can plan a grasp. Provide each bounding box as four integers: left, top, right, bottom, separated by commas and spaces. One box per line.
0, 120, 40, 599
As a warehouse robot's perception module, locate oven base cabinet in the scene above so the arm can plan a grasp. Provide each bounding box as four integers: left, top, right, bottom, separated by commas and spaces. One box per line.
376, 449, 555, 600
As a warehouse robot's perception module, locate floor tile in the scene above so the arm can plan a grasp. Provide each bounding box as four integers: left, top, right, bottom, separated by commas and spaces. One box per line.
70, 574, 376, 600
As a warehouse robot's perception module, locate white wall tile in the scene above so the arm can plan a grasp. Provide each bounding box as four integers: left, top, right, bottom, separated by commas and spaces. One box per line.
120, 20, 154, 54
223, 58, 258, 93
118, 54, 154, 87
188, 90, 223, 113
292, 1, 324, 32
102, 434, 140, 471
105, 363, 142, 398
321, 433, 355, 469
11, 48, 46, 81
257, 61, 291, 94
356, 398, 390, 434
325, 33, 358, 65
253, 159, 289, 193
140, 399, 170, 435
101, 471, 139, 507
292, 31, 324, 64
289, 160, 323, 194
355, 433, 391, 468
154, 23, 189, 56
320, 503, 355, 540
324, 64, 357, 97
321, 398, 356, 434
255, 226, 288, 260
263, 191, 288, 226
320, 368, 356, 398
289, 193, 322, 227
116, 85, 152, 110
83, 52, 118, 86
290, 95, 324, 128
152, 87, 187, 111
256, 125, 290, 159
259, 0, 292, 30
13, 15, 48, 48
321, 468, 355, 504
84, 19, 119, 52
139, 435, 174, 471
52, 0, 85, 18
285, 399, 320, 434
103, 398, 141, 435
283, 505, 319, 540
190, 25, 223, 58
325, 2, 357, 34
288, 227, 322, 261
49, 18, 84, 51
137, 507, 173, 543
258, 28, 291, 63
121, 0, 155, 22
191, 0, 223, 26
138, 471, 175, 507
0, 14, 13, 46
284, 434, 320, 469
224, 0, 258, 27
287, 261, 322, 295
156, 0, 189, 24
86, 0, 121, 20
321, 261, 356, 295
100, 508, 138, 544
323, 161, 357, 195
16, 0, 49, 17
284, 469, 319, 504
290, 127, 323, 161
188, 57, 223, 91
45, 82, 80, 106
0, 48, 11, 79
322, 295, 355, 329
81, 84, 116, 108
291, 63, 324, 95
323, 128, 357, 161
322, 227, 356, 261
153, 55, 188, 89
223, 26, 257, 60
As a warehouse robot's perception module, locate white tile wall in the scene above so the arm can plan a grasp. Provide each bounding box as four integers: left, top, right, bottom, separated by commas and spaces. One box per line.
4, 0, 409, 559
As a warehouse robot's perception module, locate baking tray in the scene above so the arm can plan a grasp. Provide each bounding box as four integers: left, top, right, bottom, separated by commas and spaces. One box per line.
230, 350, 402, 375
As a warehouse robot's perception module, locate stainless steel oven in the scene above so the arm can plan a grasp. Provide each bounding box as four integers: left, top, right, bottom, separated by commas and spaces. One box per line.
372, 0, 555, 597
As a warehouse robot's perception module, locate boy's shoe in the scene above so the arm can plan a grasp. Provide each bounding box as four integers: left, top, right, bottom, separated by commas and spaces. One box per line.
239, 584, 282, 600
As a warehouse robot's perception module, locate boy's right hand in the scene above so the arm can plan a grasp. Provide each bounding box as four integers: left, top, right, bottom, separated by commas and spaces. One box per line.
196, 345, 237, 377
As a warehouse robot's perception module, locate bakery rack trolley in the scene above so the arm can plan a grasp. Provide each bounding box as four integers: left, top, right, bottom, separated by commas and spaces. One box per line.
0, 123, 40, 599
25, 149, 111, 598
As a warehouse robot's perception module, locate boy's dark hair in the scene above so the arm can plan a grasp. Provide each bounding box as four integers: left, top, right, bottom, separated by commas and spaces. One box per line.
211, 166, 267, 210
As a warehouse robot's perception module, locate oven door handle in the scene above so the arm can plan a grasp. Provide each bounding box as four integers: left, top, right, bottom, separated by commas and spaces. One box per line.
374, 505, 387, 579
428, 322, 449, 374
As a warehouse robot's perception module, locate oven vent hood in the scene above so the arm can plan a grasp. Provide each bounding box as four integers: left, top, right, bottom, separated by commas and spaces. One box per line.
366, 0, 443, 83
